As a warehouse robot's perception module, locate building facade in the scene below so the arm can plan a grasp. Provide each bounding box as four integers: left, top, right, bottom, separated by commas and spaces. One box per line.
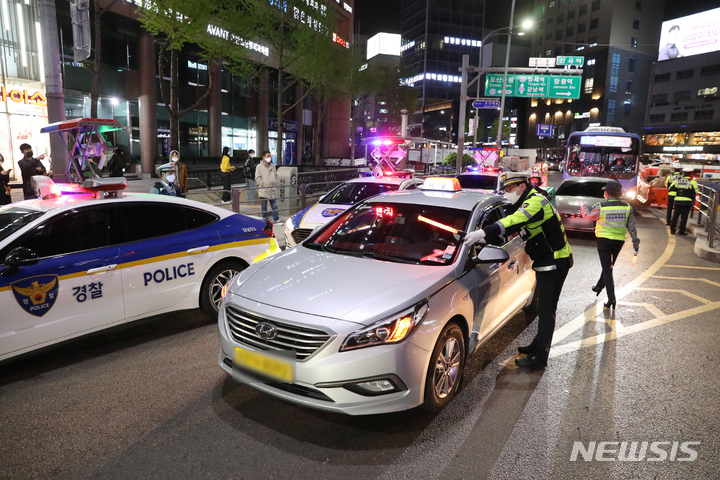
526, 0, 665, 150
0, 0, 353, 181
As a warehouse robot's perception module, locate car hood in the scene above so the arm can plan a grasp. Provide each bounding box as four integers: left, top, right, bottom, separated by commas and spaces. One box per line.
555, 195, 602, 213
289, 203, 350, 230
229, 246, 458, 325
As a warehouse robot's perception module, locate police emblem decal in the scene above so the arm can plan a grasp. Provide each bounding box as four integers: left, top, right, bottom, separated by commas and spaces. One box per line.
321, 208, 344, 218
11, 275, 60, 317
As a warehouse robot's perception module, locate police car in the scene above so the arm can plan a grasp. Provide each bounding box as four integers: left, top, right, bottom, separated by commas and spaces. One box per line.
0, 177, 280, 361
284, 175, 424, 247
218, 177, 536, 415
455, 166, 502, 192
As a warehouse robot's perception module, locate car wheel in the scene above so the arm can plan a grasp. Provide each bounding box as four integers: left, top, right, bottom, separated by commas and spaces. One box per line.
422, 322, 466, 412
200, 259, 247, 318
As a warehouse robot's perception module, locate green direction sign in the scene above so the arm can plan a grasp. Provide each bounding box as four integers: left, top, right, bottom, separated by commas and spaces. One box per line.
515, 74, 548, 97
548, 75, 581, 99
556, 56, 584, 66
485, 74, 515, 96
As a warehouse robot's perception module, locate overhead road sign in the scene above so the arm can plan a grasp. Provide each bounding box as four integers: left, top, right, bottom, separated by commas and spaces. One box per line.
529, 57, 556, 68
472, 99, 500, 109
484, 74, 581, 99
556, 56, 584, 67
536, 124, 554, 138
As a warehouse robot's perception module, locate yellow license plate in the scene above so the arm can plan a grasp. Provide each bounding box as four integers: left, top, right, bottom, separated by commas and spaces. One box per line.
234, 347, 295, 383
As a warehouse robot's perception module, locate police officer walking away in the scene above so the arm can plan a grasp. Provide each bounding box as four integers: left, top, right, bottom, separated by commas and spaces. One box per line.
665, 162, 682, 226
150, 163, 185, 197
580, 180, 640, 309
464, 172, 573, 368
669, 167, 699, 236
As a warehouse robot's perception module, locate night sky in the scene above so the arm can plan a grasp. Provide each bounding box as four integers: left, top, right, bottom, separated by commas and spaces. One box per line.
354, 0, 720, 39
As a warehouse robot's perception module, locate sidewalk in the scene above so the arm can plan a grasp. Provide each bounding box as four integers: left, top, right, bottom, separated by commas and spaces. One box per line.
648, 206, 720, 263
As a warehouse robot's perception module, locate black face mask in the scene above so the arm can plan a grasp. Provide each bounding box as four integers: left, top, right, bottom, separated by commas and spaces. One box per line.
24, 151, 33, 158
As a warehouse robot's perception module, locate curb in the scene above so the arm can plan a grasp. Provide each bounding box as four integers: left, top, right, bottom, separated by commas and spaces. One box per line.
688, 223, 720, 264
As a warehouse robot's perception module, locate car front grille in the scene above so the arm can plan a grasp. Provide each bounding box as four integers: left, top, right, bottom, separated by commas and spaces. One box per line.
225, 306, 332, 361
291, 228, 313, 244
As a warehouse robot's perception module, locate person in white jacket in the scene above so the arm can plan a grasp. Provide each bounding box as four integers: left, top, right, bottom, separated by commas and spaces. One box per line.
255, 150, 279, 222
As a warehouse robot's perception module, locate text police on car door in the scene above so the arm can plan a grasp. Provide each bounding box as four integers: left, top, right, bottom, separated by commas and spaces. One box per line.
143, 263, 195, 286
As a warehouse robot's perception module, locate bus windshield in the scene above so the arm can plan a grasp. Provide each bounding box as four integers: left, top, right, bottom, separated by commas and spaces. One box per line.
565, 134, 640, 180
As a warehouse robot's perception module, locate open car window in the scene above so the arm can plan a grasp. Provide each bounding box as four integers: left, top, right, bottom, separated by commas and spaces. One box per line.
307, 202, 470, 265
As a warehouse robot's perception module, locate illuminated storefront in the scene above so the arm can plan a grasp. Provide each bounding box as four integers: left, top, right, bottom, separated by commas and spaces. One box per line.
643, 132, 720, 161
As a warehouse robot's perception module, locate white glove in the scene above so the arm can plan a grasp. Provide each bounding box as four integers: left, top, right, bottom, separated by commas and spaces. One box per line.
463, 229, 486, 246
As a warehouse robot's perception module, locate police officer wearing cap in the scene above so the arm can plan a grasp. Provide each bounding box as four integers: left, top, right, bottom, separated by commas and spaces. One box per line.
150, 163, 185, 197
464, 172, 573, 368
669, 167, 698, 235
580, 180, 640, 309
665, 162, 683, 226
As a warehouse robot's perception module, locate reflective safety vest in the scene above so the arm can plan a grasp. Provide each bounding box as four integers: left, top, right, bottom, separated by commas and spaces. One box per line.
670, 176, 698, 203
666, 172, 682, 196
595, 199, 631, 240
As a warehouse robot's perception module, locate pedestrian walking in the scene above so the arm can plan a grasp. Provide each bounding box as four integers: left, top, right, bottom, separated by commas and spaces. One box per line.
255, 150, 279, 223
243, 149, 257, 201
0, 154, 12, 205
17, 143, 48, 200
665, 162, 682, 225
150, 162, 185, 197
108, 147, 125, 178
669, 167, 698, 236
220, 146, 234, 203
579, 180, 640, 309
464, 172, 573, 369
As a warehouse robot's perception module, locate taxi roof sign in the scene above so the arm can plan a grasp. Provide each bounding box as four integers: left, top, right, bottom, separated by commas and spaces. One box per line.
421, 177, 462, 192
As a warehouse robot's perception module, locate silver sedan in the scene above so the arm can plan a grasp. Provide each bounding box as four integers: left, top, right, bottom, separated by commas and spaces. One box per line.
217, 186, 537, 415
555, 177, 610, 232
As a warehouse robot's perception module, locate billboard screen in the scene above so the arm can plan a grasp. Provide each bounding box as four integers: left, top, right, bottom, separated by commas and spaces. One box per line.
658, 7, 720, 61
366, 33, 401, 60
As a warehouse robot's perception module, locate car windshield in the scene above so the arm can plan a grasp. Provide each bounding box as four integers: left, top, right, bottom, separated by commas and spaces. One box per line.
556, 181, 607, 198
306, 202, 469, 265
457, 174, 497, 190
0, 207, 45, 243
321, 182, 400, 205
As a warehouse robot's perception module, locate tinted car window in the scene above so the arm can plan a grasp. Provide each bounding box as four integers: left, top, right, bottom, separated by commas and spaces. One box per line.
457, 174, 498, 190
557, 181, 607, 198
183, 207, 218, 230
116, 203, 186, 242
1, 205, 117, 260
0, 207, 44, 244
321, 182, 399, 205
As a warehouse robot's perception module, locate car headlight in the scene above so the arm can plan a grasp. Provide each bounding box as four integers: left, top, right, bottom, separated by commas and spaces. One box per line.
625, 189, 636, 200
340, 302, 429, 351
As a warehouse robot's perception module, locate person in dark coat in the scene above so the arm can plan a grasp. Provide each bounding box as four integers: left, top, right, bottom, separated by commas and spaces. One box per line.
17, 143, 47, 200
0, 154, 12, 205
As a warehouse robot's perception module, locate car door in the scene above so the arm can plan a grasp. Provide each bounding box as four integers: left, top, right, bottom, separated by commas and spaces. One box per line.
116, 201, 217, 319
0, 204, 124, 359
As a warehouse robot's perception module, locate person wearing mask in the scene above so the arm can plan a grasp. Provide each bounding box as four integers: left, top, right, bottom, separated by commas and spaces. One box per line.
529, 170, 551, 202
150, 163, 184, 197
18, 144, 49, 200
579, 180, 640, 309
669, 167, 698, 236
255, 150, 279, 223
170, 150, 188, 192
243, 149, 257, 201
665, 162, 682, 226
220, 146, 234, 203
0, 154, 12, 205
464, 172, 573, 369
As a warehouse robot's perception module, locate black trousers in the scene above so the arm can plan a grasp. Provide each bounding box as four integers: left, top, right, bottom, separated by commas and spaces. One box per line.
594, 237, 625, 303
666, 195, 675, 225
530, 264, 570, 361
671, 202, 691, 234
221, 172, 231, 202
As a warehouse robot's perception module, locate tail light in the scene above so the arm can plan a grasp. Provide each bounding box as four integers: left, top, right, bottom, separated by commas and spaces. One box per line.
263, 219, 275, 238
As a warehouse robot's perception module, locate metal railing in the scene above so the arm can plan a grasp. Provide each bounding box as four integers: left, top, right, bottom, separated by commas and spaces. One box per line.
694, 183, 720, 249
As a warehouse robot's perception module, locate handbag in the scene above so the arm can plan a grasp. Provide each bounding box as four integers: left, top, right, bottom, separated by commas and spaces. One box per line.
4, 185, 10, 196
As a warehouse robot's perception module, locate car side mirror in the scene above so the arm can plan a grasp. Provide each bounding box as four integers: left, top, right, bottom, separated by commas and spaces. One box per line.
1, 247, 39, 276
470, 245, 509, 266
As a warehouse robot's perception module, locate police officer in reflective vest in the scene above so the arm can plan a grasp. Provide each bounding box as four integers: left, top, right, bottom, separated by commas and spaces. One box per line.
669, 167, 698, 236
464, 172, 573, 369
665, 162, 682, 226
150, 162, 185, 197
580, 180, 640, 309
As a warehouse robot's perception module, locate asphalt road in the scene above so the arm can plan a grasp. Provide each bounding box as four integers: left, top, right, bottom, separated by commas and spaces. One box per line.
2, 172, 719, 479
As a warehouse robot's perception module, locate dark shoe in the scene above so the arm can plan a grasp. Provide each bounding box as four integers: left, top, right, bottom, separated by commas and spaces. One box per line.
666, 222, 671, 226
591, 285, 603, 296
604, 300, 616, 309
670, 231, 676, 235
518, 344, 535, 354
678, 232, 687, 236
515, 354, 547, 369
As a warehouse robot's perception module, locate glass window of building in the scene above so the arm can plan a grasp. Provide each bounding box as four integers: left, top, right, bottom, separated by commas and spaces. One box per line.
631, 37, 638, 48
579, 5, 588, 15
623, 100, 631, 116
565, 44, 574, 53
628, 57, 636, 72
670, 112, 689, 122
578, 22, 586, 33
676, 69, 694, 80
568, 10, 575, 19
626, 79, 633, 94
652, 93, 668, 104
567, 26, 574, 36
589, 36, 598, 46
584, 77, 594, 94
700, 64, 720, 76
674, 91, 691, 101
695, 110, 714, 121
609, 53, 621, 93
607, 99, 616, 123
557, 13, 564, 22
633, 19, 640, 29
590, 19, 599, 29
556, 30, 563, 40
649, 114, 665, 123
635, 1, 642, 10
654, 73, 671, 83
591, 0, 601, 11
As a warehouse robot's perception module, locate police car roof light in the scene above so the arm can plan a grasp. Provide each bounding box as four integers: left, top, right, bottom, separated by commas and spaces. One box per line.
421, 177, 462, 192
31, 176, 62, 200
81, 177, 128, 197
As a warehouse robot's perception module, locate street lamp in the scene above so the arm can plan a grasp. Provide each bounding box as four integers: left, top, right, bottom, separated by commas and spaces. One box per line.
472, 20, 533, 149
